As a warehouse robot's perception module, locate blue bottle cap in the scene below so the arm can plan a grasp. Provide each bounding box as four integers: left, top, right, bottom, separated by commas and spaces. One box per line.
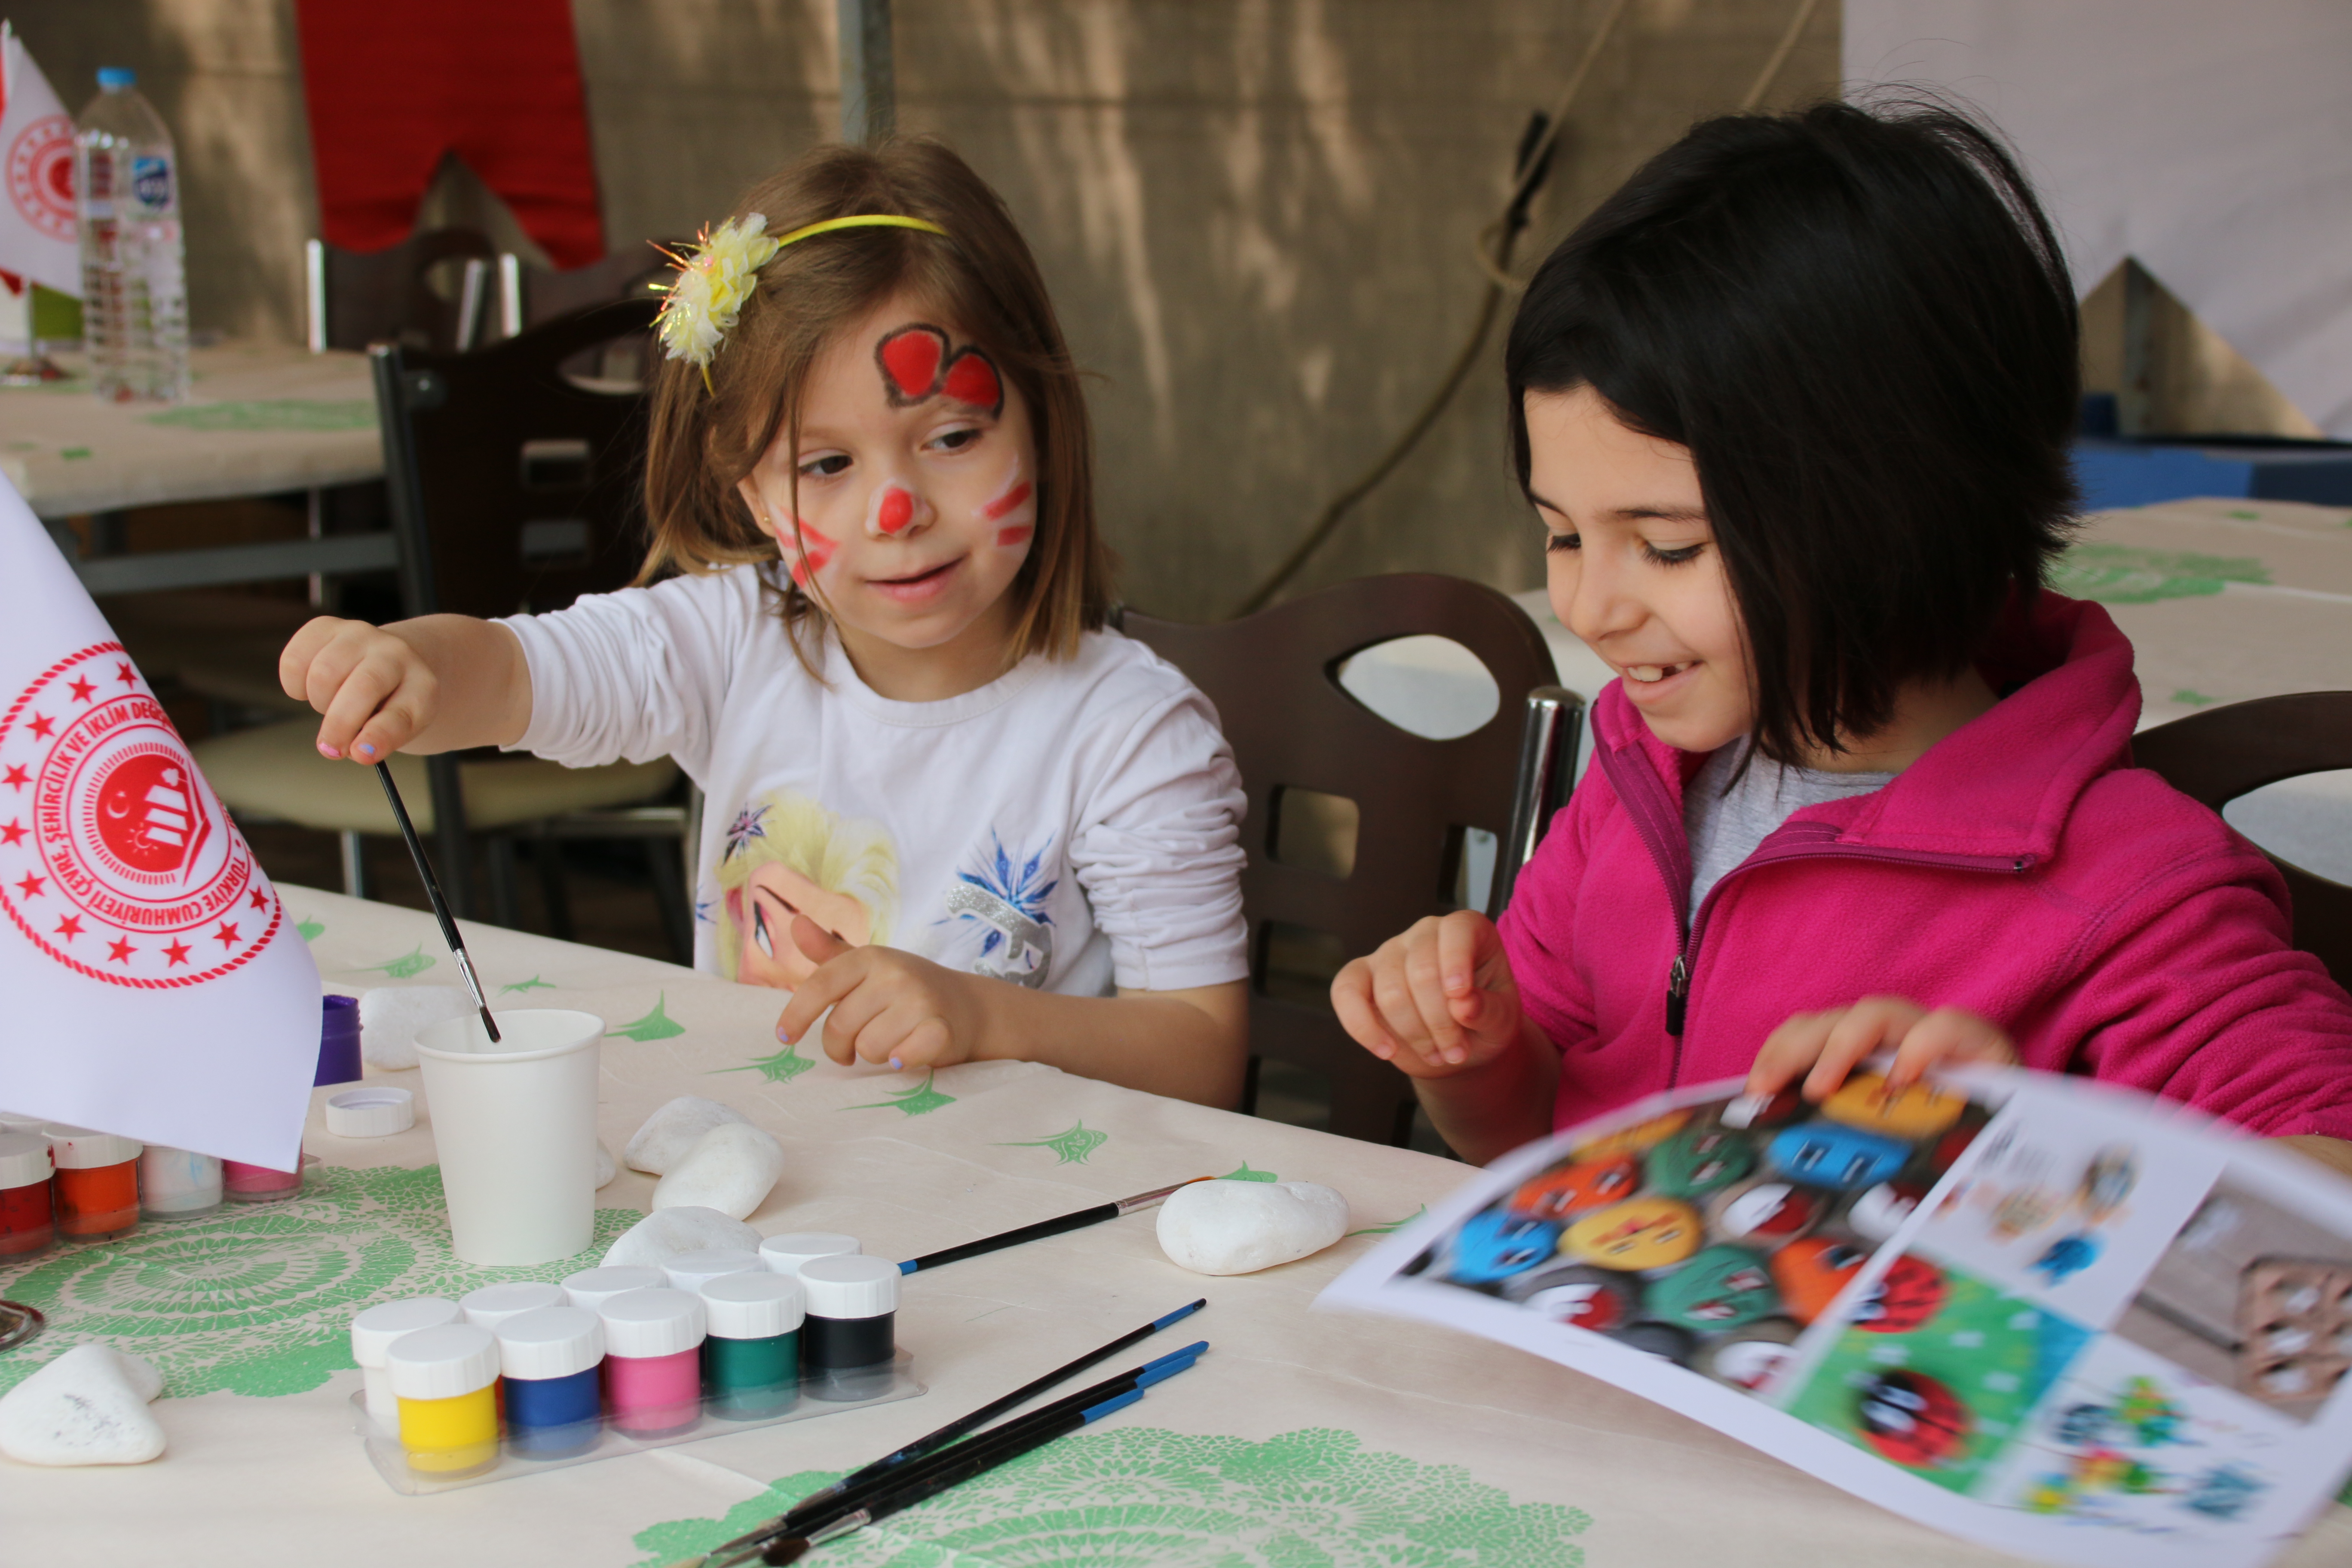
97, 67, 136, 89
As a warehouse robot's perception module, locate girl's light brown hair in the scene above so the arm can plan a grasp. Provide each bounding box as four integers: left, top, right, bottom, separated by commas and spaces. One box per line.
640, 137, 1112, 669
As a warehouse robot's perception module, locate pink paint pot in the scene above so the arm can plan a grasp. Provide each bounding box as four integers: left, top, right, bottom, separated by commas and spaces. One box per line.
596, 1288, 705, 1438
222, 1157, 303, 1203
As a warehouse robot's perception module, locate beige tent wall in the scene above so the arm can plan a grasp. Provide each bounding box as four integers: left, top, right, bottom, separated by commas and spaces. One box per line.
9, 0, 1839, 619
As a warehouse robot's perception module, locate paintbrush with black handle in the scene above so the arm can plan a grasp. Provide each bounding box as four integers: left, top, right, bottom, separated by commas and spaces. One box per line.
372, 762, 499, 1042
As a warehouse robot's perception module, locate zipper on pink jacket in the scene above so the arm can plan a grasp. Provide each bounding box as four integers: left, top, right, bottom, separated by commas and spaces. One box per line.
1595, 738, 2032, 1075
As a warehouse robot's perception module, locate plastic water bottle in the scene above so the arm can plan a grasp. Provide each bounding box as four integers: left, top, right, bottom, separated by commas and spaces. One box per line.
74, 67, 188, 402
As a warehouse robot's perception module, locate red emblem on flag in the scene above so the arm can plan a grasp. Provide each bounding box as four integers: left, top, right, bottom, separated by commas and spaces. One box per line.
5, 112, 75, 244
0, 643, 278, 987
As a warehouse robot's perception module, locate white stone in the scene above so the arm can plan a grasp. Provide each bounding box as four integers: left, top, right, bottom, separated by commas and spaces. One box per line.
595, 1139, 617, 1189
601, 1205, 764, 1269
1156, 1180, 1350, 1276
652, 1121, 783, 1220
0, 1345, 166, 1466
623, 1096, 751, 1175
358, 986, 474, 1071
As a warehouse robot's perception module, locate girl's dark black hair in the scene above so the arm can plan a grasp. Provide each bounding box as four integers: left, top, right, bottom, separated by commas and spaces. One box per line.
1505, 98, 2081, 765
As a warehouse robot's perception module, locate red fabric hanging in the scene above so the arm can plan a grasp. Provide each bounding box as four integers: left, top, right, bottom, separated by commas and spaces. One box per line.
293, 0, 604, 266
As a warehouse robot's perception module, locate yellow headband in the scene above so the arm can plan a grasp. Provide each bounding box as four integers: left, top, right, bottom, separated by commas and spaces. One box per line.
655, 213, 951, 384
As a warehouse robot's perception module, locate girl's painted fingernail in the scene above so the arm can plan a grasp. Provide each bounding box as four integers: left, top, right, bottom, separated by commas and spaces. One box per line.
775, 1026, 791, 1044
317, 742, 339, 759
888, 1056, 904, 1071
356, 741, 376, 757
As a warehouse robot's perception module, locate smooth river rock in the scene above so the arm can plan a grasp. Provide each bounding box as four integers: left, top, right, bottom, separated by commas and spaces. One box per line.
0, 1345, 166, 1466
595, 1138, 617, 1189
624, 1096, 751, 1175
357, 986, 474, 1071
601, 1205, 764, 1269
1157, 1180, 1350, 1276
651, 1121, 783, 1220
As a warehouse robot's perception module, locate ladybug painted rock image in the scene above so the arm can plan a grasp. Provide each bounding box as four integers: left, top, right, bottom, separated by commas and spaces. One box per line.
1770, 1236, 1869, 1324
1852, 1253, 1947, 1334
1648, 1123, 1756, 1199
1820, 1072, 1966, 1140
1856, 1369, 1970, 1466
1706, 1177, 1823, 1246
1768, 1124, 1911, 1191
1500, 1261, 1643, 1332
1563, 1196, 1704, 1271
1448, 1210, 1562, 1285
1647, 1245, 1779, 1329
1512, 1155, 1640, 1220
1694, 1319, 1803, 1391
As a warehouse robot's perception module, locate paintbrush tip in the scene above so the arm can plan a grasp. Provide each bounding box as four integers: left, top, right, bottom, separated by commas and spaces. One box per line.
760, 1540, 812, 1566
479, 1007, 502, 1043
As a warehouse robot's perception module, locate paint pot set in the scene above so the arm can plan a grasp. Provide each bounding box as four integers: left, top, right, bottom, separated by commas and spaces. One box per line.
346, 1236, 919, 1494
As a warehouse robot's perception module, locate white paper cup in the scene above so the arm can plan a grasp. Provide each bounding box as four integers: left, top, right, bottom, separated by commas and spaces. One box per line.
415, 1009, 602, 1266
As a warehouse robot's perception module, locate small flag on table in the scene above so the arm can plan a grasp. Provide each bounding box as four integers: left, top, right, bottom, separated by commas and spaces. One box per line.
0, 22, 81, 300
0, 474, 319, 1169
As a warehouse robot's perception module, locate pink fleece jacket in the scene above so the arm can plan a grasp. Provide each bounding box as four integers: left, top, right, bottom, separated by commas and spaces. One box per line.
1498, 590, 2352, 1140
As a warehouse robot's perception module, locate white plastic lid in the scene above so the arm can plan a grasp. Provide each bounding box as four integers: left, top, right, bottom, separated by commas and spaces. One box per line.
759, 1231, 860, 1276
561, 1265, 665, 1311
459, 1280, 564, 1330
597, 1288, 707, 1358
351, 1296, 464, 1367
702, 1272, 804, 1339
662, 1247, 762, 1294
0, 1132, 52, 1189
325, 1087, 414, 1138
0, 1112, 49, 1136
43, 1126, 141, 1169
799, 1255, 899, 1319
385, 1322, 500, 1401
494, 1305, 605, 1381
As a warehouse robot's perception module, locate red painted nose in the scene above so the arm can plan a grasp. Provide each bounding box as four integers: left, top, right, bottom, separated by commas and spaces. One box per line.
877, 488, 914, 535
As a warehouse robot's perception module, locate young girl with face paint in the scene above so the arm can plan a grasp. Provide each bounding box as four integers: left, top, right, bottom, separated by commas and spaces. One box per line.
1332, 102, 2352, 1177
278, 139, 1250, 1105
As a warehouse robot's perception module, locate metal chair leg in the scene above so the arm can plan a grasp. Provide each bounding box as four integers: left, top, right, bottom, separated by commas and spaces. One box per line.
338, 830, 369, 900
484, 835, 522, 930
646, 837, 692, 964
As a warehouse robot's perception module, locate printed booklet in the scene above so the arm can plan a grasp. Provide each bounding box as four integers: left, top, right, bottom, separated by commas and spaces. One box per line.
1317, 1069, 2352, 1567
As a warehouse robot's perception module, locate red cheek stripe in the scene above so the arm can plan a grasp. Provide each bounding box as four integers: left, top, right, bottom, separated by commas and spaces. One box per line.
995, 525, 1033, 548
980, 479, 1032, 521
876, 488, 914, 535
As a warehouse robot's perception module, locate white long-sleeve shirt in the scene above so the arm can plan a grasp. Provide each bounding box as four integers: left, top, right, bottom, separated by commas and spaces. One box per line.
499, 565, 1248, 997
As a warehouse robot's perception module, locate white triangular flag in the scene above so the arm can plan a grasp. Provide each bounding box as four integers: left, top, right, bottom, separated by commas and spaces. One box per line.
0, 472, 317, 1167
0, 22, 80, 297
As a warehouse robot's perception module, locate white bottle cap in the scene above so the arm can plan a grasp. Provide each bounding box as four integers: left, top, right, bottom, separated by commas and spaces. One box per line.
0, 1112, 50, 1136
759, 1231, 860, 1276
385, 1322, 500, 1401
597, 1288, 707, 1358
351, 1296, 464, 1368
702, 1271, 804, 1339
662, 1247, 762, 1293
799, 1255, 900, 1319
0, 1132, 52, 1189
43, 1126, 142, 1169
459, 1280, 565, 1331
325, 1087, 414, 1138
561, 1265, 665, 1311
494, 1305, 605, 1381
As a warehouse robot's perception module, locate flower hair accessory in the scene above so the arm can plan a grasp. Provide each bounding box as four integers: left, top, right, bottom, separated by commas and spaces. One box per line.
655, 212, 950, 388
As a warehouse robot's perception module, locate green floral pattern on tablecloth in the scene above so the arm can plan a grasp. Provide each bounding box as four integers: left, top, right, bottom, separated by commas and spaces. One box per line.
143, 398, 376, 432
629, 1426, 1589, 1568
609, 993, 687, 1041
348, 944, 436, 978
2049, 542, 2271, 604
995, 1120, 1108, 1164
847, 1073, 957, 1116
717, 1042, 815, 1084
0, 1165, 636, 1400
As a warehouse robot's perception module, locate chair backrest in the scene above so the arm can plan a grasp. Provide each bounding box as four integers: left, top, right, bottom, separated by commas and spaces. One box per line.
370, 297, 660, 623
308, 228, 500, 354
2132, 692, 2352, 985
1121, 574, 1557, 1145
520, 244, 680, 328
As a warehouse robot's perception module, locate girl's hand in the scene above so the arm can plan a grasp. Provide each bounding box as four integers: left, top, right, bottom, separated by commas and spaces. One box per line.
775, 917, 985, 1072
1331, 910, 1526, 1079
280, 616, 440, 762
1746, 997, 2018, 1101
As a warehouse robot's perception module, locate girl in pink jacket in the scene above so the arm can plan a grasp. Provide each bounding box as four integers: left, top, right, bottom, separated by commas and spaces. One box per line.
1331, 101, 2352, 1178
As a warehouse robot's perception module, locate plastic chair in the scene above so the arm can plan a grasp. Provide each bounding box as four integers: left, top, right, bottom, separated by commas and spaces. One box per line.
195, 300, 692, 956
1118, 574, 1567, 1145
305, 228, 502, 353
2132, 692, 2352, 985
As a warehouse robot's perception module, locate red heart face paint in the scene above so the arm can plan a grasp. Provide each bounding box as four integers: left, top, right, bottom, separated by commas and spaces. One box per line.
874, 324, 1004, 418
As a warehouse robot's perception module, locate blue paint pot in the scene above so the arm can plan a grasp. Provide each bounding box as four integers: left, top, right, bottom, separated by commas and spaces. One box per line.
492, 1306, 604, 1458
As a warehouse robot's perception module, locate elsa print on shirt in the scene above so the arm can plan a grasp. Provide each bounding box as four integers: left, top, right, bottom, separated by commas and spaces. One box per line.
936, 832, 1057, 988
711, 790, 899, 989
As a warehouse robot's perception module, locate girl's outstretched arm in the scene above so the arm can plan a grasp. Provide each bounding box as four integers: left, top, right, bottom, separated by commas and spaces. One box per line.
776, 919, 1247, 1106
279, 615, 533, 761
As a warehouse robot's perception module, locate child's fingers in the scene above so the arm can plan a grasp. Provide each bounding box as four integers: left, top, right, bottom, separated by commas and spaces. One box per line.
1747, 1010, 1835, 1096
1399, 937, 1471, 1064
278, 616, 349, 702
314, 653, 415, 761
1435, 911, 1496, 997
1331, 961, 1408, 1062
346, 668, 438, 763
775, 951, 870, 1054
884, 1015, 956, 1073
1370, 953, 1458, 1072
1884, 1007, 2017, 1090
789, 914, 853, 967
1802, 996, 1928, 1100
